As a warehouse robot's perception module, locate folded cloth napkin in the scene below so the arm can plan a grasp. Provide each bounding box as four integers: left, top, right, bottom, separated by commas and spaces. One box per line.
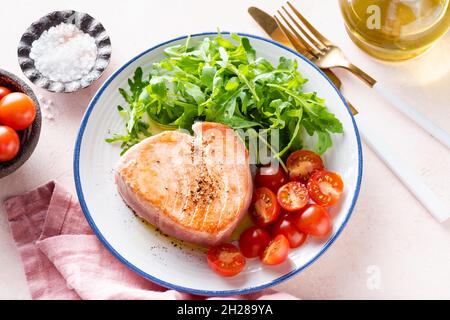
4, 181, 296, 300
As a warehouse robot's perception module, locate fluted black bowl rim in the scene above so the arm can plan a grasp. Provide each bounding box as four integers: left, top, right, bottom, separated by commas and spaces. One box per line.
17, 10, 112, 93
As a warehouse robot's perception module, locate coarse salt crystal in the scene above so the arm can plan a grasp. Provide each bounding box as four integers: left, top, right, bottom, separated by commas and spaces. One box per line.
30, 23, 98, 83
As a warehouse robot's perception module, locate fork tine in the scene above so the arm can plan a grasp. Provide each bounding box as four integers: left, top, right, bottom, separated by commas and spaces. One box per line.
274, 15, 315, 60
287, 1, 332, 47
281, 5, 325, 51
277, 10, 321, 58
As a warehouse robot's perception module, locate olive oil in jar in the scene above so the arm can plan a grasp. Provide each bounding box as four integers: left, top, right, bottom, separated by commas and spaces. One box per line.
339, 0, 450, 60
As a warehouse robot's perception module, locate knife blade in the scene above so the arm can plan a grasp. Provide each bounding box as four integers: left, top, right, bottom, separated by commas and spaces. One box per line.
248, 6, 358, 115
248, 7, 291, 47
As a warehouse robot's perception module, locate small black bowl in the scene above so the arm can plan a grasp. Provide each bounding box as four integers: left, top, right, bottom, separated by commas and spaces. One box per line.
18, 10, 112, 93
0, 69, 41, 178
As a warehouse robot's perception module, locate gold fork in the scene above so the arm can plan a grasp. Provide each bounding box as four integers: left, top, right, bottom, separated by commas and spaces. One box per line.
275, 2, 376, 86
275, 1, 450, 150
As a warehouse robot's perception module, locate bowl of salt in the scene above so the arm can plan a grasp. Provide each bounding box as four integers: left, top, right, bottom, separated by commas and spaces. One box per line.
18, 10, 112, 93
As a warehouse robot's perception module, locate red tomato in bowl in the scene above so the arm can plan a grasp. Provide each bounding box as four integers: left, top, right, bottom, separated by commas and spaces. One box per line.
261, 234, 290, 265
0, 87, 12, 100
207, 243, 246, 277
0, 125, 20, 162
255, 164, 288, 192
287, 150, 324, 183
239, 226, 271, 258
307, 170, 344, 207
251, 187, 281, 227
0, 92, 36, 130
294, 204, 332, 238
271, 214, 307, 248
277, 181, 309, 212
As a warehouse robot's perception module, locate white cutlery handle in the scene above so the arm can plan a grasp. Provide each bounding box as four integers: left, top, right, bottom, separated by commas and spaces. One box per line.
356, 115, 449, 223
373, 82, 450, 149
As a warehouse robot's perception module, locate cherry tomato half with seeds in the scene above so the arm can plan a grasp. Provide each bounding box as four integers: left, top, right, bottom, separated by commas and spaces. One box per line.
0, 125, 20, 162
251, 187, 281, 227
307, 170, 344, 206
287, 150, 324, 183
294, 204, 332, 238
0, 92, 36, 131
255, 164, 288, 193
277, 181, 309, 212
207, 243, 246, 277
261, 234, 290, 265
239, 226, 271, 258
271, 214, 307, 248
0, 87, 12, 100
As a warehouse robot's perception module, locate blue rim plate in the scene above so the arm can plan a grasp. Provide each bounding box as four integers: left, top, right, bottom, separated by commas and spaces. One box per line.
74, 32, 363, 296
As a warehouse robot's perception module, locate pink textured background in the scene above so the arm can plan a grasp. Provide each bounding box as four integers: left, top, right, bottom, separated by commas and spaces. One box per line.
0, 0, 449, 299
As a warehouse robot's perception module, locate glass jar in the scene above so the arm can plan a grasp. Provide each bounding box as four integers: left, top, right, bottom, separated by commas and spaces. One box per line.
339, 0, 450, 61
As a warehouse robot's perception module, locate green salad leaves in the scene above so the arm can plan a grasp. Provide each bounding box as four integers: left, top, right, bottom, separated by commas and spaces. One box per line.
107, 33, 343, 168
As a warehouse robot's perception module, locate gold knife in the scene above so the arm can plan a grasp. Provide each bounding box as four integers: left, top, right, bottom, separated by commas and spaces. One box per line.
248, 7, 292, 48
248, 7, 358, 115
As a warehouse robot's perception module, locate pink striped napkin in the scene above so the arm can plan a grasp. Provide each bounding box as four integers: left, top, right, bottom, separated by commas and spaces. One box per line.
3, 181, 296, 300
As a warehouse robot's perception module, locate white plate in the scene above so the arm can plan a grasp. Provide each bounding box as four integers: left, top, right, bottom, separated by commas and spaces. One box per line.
74, 33, 363, 296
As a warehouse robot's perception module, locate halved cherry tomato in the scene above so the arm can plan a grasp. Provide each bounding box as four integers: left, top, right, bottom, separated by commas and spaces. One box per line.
0, 92, 36, 130
294, 204, 332, 238
0, 87, 12, 100
0, 125, 20, 162
207, 243, 246, 277
277, 182, 309, 212
261, 234, 290, 265
251, 187, 281, 227
255, 164, 288, 192
307, 170, 344, 206
271, 214, 307, 248
287, 150, 324, 183
239, 226, 271, 258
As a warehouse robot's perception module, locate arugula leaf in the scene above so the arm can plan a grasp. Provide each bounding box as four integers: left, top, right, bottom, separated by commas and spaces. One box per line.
200, 65, 216, 90
107, 33, 344, 164
149, 77, 167, 98
216, 115, 261, 129
183, 82, 205, 105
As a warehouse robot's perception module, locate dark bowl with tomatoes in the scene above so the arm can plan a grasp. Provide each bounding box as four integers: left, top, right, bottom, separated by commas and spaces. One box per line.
0, 69, 41, 178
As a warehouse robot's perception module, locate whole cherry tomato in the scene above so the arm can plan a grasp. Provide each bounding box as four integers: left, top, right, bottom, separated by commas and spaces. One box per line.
0, 125, 20, 162
239, 226, 271, 258
0, 87, 12, 100
255, 164, 288, 192
294, 204, 333, 238
271, 214, 307, 248
0, 92, 36, 130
